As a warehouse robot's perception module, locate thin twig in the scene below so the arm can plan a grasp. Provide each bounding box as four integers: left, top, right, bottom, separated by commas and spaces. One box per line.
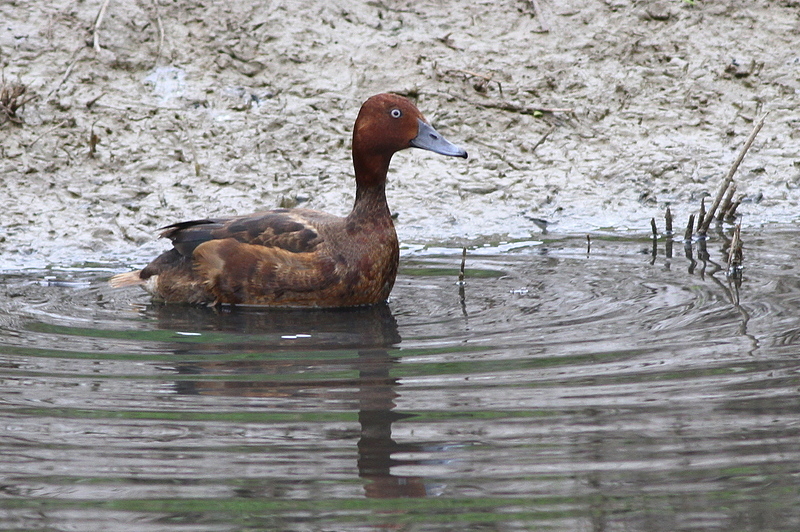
447, 69, 502, 97
530, 124, 556, 152
530, 0, 549, 32
458, 247, 468, 315
27, 119, 68, 148
46, 47, 84, 100
650, 217, 657, 238
152, 0, 165, 65
93, 0, 111, 51
453, 69, 492, 82
470, 99, 573, 116
85, 92, 105, 109
698, 112, 767, 234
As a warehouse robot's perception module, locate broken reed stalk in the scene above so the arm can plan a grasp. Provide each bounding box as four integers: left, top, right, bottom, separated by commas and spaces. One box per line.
665, 207, 673, 234
684, 214, 695, 241
698, 113, 767, 234
458, 247, 467, 284
727, 222, 743, 271
717, 183, 737, 221
698, 198, 706, 232
724, 195, 743, 221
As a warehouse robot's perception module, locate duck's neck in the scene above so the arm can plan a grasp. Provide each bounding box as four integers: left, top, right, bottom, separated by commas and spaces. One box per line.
353, 150, 391, 189
350, 151, 393, 221
350, 184, 391, 222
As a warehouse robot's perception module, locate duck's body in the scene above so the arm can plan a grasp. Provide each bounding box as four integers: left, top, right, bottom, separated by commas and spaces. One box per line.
122, 192, 398, 307
110, 93, 467, 307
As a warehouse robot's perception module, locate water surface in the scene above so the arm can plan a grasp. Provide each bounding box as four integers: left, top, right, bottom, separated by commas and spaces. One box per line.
1, 229, 799, 531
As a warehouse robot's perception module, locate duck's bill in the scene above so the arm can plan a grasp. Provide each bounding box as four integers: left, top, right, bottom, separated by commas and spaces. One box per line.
410, 119, 468, 158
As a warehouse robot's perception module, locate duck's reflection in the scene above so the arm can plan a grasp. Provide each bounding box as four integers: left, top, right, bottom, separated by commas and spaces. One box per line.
148, 302, 427, 498
355, 348, 427, 498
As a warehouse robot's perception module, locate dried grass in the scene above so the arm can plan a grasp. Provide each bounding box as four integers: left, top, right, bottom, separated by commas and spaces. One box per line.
0, 78, 35, 126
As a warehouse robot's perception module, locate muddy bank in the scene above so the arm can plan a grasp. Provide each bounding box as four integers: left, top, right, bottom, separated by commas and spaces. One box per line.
2, 0, 799, 269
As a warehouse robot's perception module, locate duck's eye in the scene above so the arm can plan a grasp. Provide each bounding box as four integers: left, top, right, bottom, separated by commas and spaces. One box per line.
390, 108, 402, 118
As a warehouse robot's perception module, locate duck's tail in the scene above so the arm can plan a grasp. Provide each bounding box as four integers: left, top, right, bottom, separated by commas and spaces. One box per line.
109, 270, 144, 288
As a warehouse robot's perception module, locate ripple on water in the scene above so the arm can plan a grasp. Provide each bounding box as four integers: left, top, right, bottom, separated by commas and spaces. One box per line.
0, 231, 799, 530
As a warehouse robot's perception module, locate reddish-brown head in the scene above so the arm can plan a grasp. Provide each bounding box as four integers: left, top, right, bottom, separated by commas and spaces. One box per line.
352, 94, 467, 188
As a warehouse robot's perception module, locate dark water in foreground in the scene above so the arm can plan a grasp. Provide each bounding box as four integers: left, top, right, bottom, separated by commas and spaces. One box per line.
1, 230, 799, 531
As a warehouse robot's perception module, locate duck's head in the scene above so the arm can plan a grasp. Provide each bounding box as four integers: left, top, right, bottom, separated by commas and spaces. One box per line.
352, 93, 467, 187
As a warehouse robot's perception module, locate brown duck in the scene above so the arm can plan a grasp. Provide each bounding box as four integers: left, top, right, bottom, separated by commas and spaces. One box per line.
110, 93, 467, 307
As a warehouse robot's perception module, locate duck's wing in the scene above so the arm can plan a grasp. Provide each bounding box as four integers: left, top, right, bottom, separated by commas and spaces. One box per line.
160, 209, 326, 257
191, 237, 342, 305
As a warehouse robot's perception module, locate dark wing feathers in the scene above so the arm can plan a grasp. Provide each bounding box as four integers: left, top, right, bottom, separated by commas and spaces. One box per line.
160, 212, 325, 257
160, 219, 227, 256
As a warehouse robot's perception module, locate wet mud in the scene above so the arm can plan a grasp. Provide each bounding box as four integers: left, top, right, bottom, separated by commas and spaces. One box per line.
2, 0, 799, 269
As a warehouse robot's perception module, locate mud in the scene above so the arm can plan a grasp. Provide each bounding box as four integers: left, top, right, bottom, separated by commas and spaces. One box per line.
2, 0, 799, 269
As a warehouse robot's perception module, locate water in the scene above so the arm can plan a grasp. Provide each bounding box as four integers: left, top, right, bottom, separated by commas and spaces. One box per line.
1, 229, 799, 531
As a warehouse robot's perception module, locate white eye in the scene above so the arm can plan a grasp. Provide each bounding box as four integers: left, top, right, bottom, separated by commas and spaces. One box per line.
390, 108, 402, 118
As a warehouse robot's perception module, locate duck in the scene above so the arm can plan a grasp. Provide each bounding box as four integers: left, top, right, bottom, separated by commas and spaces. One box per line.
109, 93, 468, 307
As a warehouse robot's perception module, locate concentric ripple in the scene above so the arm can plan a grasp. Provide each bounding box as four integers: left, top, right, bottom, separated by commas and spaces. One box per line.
0, 230, 799, 531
